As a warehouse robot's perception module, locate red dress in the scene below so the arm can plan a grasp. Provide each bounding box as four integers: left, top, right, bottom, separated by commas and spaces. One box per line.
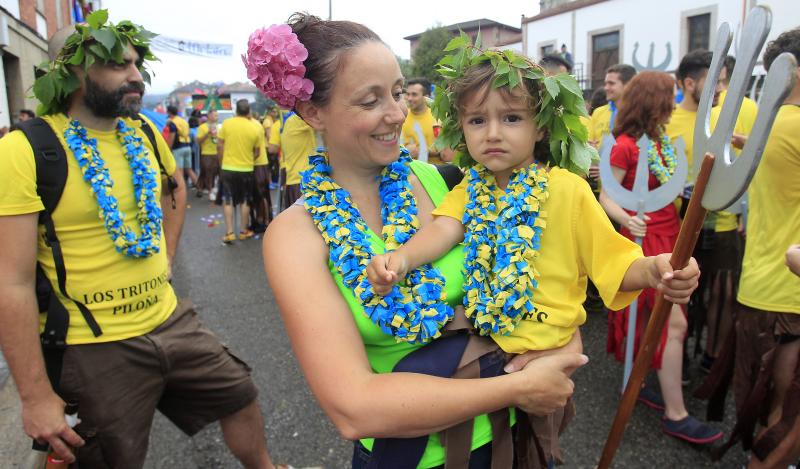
606, 133, 683, 369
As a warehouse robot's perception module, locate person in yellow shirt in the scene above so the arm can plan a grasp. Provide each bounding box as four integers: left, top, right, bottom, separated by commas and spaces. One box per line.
701, 56, 754, 371
721, 55, 759, 137
268, 111, 316, 210
730, 29, 800, 469
165, 105, 199, 189
401, 78, 444, 164
0, 20, 275, 467
366, 56, 701, 462
250, 113, 272, 231
195, 109, 220, 198
217, 99, 262, 243
262, 107, 280, 189
588, 64, 637, 184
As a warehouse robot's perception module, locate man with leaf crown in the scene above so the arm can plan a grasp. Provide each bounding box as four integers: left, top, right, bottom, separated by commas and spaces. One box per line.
0, 10, 278, 468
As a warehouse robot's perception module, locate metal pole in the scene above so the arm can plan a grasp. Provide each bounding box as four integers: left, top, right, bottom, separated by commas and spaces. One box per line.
622, 202, 645, 391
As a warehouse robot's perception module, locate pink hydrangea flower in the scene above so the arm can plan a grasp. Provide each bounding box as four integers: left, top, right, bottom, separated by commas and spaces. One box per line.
242, 24, 315, 108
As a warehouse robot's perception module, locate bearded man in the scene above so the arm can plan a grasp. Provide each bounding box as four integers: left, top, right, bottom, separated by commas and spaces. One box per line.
0, 12, 277, 469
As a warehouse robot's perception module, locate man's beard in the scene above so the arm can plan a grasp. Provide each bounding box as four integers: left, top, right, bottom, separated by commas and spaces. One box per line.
83, 76, 145, 118
692, 84, 719, 107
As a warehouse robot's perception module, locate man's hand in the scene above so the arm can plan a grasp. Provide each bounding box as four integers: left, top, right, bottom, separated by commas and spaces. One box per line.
23, 393, 84, 463
366, 253, 409, 295
646, 254, 700, 303
588, 163, 600, 181
406, 143, 419, 158
786, 244, 800, 277
731, 133, 748, 150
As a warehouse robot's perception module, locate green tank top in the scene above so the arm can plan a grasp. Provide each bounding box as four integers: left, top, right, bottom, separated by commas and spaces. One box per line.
326, 161, 493, 468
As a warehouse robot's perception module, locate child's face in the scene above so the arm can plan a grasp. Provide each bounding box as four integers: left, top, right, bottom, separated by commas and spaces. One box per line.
461, 87, 542, 182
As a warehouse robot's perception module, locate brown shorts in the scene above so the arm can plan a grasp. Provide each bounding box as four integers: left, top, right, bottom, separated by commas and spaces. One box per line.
710, 230, 743, 273
221, 169, 255, 206
59, 300, 258, 469
733, 304, 800, 410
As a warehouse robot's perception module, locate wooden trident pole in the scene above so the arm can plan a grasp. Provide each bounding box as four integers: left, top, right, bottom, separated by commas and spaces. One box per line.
597, 154, 714, 469
597, 5, 796, 467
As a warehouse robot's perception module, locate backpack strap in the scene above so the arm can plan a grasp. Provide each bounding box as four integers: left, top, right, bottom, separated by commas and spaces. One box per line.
17, 119, 104, 344
134, 114, 178, 208
436, 163, 464, 191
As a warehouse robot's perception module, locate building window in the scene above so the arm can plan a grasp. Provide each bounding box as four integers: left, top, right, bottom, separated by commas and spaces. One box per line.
591, 31, 620, 89
687, 13, 711, 52
541, 44, 554, 56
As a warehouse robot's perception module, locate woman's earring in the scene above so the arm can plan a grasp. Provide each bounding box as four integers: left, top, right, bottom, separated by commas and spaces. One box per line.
315, 131, 326, 153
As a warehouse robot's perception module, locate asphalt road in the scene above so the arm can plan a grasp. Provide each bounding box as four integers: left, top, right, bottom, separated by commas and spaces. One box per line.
1, 198, 748, 468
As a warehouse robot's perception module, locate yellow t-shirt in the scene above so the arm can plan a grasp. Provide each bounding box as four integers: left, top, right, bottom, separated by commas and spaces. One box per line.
718, 89, 758, 135
709, 101, 749, 232
218, 115, 261, 172
269, 117, 284, 168
738, 104, 800, 313
432, 168, 643, 353
268, 113, 316, 185
401, 106, 438, 162
262, 115, 274, 131
0, 114, 179, 345
196, 122, 219, 156
251, 118, 268, 166
589, 104, 613, 144
168, 115, 191, 144
665, 106, 697, 178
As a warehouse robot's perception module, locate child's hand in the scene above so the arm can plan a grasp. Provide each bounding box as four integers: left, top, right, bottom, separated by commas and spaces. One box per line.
786, 244, 800, 277
366, 253, 409, 295
647, 253, 700, 304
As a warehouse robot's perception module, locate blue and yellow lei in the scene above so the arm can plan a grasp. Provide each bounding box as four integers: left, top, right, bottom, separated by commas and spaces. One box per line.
462, 163, 549, 336
64, 118, 162, 258
301, 150, 454, 343
646, 133, 678, 184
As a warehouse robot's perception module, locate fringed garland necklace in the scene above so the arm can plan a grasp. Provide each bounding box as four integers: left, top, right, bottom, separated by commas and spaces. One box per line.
647, 133, 678, 184
462, 163, 549, 336
64, 118, 162, 258
301, 151, 454, 344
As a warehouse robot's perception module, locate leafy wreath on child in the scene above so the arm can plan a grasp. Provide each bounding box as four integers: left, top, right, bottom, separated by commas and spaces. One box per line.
431, 32, 598, 176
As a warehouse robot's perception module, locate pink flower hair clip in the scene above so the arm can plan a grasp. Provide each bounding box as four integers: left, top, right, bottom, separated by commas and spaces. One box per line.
243, 24, 314, 108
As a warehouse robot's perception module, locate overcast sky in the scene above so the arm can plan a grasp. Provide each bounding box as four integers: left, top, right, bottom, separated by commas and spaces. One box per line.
105, 0, 539, 94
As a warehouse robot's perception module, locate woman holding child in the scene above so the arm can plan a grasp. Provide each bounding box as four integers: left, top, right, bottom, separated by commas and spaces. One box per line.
259, 13, 700, 468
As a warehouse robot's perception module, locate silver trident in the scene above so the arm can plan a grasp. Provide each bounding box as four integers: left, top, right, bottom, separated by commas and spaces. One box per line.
599, 6, 797, 468
695, 6, 796, 211
599, 134, 688, 390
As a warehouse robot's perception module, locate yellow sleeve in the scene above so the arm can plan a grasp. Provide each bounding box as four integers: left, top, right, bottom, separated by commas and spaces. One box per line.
268, 121, 281, 146
575, 182, 643, 310
218, 122, 227, 141
588, 109, 600, 143
431, 177, 468, 220
0, 130, 44, 215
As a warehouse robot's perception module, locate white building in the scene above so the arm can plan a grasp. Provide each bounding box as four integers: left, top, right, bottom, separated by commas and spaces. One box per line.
522, 0, 797, 91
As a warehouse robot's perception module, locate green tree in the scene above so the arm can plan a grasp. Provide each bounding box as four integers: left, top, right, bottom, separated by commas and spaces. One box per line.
396, 56, 413, 80
411, 26, 452, 84
251, 92, 276, 118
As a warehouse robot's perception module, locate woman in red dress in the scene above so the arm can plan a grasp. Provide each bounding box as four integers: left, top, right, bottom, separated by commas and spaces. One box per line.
600, 71, 723, 444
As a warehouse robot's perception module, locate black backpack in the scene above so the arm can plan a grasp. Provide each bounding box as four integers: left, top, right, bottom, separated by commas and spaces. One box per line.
16, 115, 174, 390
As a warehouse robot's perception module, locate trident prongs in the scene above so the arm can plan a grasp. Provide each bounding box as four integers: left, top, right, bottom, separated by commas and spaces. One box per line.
694, 5, 797, 211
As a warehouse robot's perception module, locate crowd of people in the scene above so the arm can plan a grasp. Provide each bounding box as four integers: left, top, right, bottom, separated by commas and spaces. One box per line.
0, 7, 797, 469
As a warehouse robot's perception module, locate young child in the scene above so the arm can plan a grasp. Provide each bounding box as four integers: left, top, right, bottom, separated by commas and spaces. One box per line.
366, 45, 701, 464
